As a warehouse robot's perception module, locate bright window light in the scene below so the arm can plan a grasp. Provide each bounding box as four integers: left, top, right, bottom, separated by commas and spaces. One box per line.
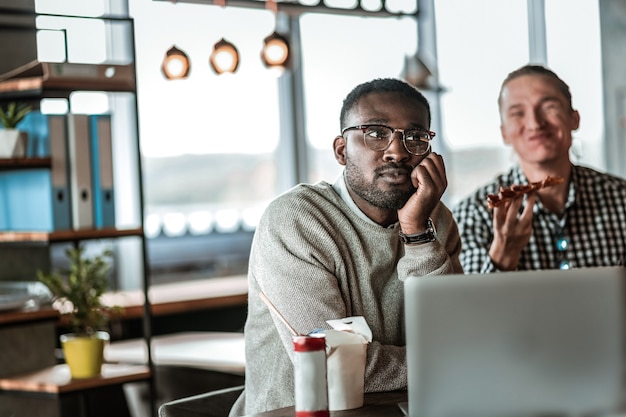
214, 209, 240, 233
40, 99, 69, 115
162, 212, 187, 237
145, 213, 162, 238
188, 211, 214, 235
69, 92, 110, 114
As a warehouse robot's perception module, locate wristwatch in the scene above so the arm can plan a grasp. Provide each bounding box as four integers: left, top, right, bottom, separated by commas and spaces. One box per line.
399, 218, 436, 245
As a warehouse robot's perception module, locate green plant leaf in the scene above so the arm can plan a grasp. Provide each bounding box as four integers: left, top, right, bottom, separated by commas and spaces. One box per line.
0, 102, 32, 129
37, 245, 118, 335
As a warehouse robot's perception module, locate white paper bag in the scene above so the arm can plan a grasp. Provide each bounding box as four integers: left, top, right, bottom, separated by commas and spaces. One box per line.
324, 316, 372, 410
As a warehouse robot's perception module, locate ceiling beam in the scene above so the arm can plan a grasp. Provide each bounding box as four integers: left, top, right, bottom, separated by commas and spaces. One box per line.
152, 0, 418, 18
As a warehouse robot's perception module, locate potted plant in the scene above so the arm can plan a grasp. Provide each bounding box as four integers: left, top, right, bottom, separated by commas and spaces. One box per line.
0, 102, 31, 158
38, 245, 118, 379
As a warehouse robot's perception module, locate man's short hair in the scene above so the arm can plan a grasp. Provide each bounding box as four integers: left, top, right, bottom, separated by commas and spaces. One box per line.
498, 64, 573, 110
340, 78, 431, 130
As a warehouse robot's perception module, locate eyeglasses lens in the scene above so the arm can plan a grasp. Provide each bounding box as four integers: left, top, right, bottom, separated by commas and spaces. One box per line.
363, 126, 431, 155
404, 132, 431, 155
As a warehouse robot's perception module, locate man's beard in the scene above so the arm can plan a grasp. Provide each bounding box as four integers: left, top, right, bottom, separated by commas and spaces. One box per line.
345, 158, 416, 210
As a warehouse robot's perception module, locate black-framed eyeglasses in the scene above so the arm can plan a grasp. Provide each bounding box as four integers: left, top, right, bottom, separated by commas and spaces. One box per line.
341, 124, 435, 156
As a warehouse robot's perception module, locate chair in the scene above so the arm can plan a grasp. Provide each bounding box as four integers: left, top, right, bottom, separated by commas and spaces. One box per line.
158, 385, 244, 417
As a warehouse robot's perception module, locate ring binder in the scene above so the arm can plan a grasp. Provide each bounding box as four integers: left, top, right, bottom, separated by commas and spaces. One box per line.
89, 114, 116, 229
67, 114, 93, 230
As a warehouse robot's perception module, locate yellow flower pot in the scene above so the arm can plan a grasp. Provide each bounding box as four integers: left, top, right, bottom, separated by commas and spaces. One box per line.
60, 331, 110, 379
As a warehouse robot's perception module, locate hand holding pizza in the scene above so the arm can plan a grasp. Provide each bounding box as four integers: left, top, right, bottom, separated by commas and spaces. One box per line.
486, 176, 563, 270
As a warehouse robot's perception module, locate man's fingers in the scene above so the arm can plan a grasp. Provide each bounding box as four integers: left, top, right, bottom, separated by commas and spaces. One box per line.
412, 152, 447, 192
519, 192, 536, 224
503, 195, 524, 223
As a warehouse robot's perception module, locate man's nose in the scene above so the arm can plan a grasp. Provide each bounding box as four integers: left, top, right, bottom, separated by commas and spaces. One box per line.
527, 108, 547, 129
383, 132, 410, 161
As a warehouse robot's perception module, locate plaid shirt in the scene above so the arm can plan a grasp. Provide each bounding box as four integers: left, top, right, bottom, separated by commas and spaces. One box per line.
452, 164, 626, 273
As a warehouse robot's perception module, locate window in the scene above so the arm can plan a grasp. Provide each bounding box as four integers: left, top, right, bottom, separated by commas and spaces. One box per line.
544, 0, 604, 169
30, 0, 607, 287
127, 0, 421, 285
300, 13, 417, 184
129, 1, 282, 283
435, 0, 529, 206
436, 0, 605, 207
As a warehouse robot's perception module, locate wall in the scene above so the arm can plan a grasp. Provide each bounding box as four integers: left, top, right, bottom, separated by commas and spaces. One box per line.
0, 0, 37, 75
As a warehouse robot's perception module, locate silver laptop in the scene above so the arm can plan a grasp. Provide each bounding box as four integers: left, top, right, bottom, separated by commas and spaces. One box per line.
402, 267, 625, 417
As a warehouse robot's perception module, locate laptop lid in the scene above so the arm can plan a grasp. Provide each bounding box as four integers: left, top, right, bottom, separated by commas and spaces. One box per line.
403, 267, 625, 417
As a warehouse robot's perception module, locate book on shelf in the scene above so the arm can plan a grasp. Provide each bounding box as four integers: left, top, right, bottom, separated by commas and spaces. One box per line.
0, 60, 135, 94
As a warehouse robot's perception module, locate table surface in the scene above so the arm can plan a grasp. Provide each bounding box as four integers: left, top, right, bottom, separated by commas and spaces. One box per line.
105, 331, 245, 374
243, 391, 408, 417
0, 276, 248, 325
0, 363, 151, 394
101, 275, 248, 319
0, 306, 59, 326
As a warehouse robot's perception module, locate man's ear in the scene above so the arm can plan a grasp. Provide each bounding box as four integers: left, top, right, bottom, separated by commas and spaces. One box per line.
500, 124, 512, 145
333, 135, 347, 166
571, 109, 581, 131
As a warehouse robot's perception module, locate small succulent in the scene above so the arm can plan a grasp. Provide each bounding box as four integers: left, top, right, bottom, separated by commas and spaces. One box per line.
0, 102, 32, 129
38, 245, 119, 336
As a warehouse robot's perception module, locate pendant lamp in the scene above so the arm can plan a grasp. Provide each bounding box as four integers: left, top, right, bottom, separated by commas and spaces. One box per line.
209, 38, 240, 74
161, 45, 191, 80
261, 31, 290, 69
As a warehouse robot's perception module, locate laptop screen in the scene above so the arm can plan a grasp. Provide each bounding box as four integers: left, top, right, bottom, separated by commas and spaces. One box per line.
403, 267, 625, 417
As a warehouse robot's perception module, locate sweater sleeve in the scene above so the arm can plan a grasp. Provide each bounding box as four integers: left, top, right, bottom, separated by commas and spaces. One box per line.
397, 202, 464, 278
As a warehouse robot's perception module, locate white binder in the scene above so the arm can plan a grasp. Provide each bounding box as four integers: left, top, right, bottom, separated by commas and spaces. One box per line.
67, 114, 93, 229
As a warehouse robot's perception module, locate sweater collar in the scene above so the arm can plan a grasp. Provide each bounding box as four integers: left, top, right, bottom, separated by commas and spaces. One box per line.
332, 171, 397, 229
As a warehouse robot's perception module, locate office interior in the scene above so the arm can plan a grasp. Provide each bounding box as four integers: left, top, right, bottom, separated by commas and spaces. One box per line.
1, 0, 626, 416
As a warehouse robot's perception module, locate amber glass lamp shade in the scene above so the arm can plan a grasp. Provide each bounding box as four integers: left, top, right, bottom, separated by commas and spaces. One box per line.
209, 38, 240, 74
161, 45, 191, 80
261, 31, 290, 69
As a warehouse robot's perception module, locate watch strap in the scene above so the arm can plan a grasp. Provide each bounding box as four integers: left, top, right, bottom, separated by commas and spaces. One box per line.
399, 218, 436, 245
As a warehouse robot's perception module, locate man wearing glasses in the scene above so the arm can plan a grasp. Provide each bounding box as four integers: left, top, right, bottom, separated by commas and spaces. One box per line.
229, 78, 462, 416
453, 65, 626, 273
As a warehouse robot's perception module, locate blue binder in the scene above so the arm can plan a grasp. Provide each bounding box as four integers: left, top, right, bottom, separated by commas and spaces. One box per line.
89, 114, 116, 229
0, 170, 53, 231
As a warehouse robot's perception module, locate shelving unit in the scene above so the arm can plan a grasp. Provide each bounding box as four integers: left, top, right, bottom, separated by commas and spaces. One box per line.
0, 363, 151, 417
0, 157, 51, 170
0, 228, 143, 243
0, 11, 156, 417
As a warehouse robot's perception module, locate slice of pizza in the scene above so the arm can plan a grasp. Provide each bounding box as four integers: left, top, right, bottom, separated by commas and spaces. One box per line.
487, 176, 564, 208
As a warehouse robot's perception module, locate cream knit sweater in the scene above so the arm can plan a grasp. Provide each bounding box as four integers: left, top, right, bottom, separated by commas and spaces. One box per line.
229, 180, 462, 416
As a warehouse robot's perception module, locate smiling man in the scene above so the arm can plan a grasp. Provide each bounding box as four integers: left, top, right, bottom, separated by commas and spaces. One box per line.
229, 78, 462, 416
453, 65, 626, 273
